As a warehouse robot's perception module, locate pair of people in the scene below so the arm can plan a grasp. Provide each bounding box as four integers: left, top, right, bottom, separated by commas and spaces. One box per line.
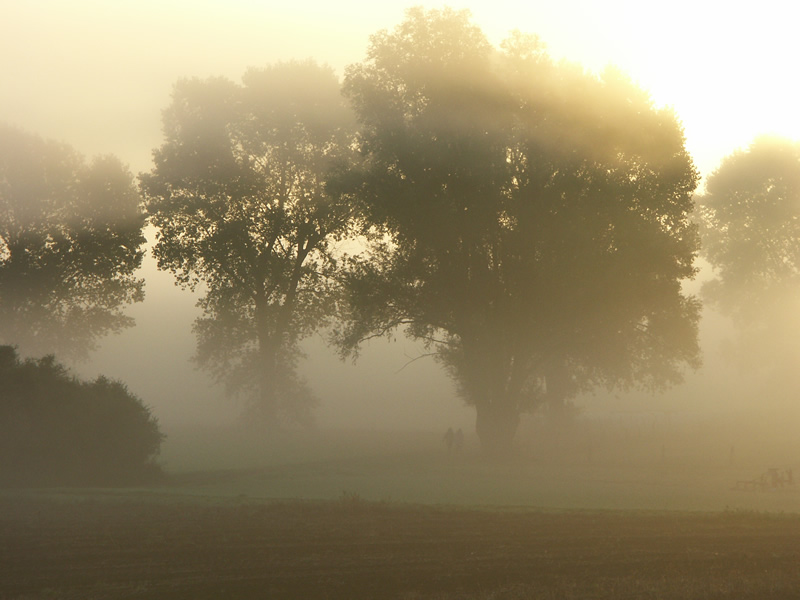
443, 427, 464, 452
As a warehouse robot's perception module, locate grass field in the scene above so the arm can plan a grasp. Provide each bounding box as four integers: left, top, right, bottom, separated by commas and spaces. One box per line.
3, 421, 800, 599
3, 492, 800, 599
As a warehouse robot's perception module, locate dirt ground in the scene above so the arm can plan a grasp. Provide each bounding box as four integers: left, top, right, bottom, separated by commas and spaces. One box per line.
3, 492, 800, 599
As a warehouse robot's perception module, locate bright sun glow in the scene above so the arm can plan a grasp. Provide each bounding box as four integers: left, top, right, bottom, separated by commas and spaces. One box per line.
2, 0, 797, 180
469, 0, 800, 181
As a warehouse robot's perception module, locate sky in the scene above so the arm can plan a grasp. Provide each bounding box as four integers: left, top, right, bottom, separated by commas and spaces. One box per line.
2, 0, 799, 430
4, 1, 799, 178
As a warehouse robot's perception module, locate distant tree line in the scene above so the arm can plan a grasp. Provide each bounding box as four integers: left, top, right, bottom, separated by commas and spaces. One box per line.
1, 7, 798, 458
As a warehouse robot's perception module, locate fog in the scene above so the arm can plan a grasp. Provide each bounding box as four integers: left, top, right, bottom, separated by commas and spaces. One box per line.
3, 1, 800, 487
80, 240, 472, 432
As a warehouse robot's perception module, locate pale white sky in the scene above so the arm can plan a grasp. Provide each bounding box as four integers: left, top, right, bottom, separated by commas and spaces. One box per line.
3, 0, 799, 178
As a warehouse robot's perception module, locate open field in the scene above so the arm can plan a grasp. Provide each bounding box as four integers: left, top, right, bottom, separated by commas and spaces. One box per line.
3, 422, 800, 599
3, 492, 800, 599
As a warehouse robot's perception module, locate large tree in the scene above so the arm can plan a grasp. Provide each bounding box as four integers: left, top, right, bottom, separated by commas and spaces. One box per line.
697, 136, 800, 375
0, 124, 145, 360
141, 61, 356, 426
336, 8, 701, 453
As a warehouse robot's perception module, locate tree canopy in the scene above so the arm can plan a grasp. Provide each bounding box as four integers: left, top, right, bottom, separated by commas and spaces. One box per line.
697, 136, 800, 375
0, 124, 146, 360
698, 136, 800, 318
141, 61, 356, 426
336, 7, 701, 452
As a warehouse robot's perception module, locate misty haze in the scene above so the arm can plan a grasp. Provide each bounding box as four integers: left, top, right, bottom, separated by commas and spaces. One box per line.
3, 3, 800, 598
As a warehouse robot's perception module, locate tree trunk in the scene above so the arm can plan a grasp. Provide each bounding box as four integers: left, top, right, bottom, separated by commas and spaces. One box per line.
475, 400, 520, 457
254, 298, 281, 427
257, 360, 279, 427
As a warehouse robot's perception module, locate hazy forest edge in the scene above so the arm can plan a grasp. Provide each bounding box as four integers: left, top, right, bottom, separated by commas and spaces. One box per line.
2, 6, 798, 469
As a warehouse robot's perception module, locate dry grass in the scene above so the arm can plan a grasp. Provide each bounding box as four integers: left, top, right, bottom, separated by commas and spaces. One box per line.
2, 492, 800, 599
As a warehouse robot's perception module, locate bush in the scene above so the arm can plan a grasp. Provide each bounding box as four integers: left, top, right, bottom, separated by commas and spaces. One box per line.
0, 346, 164, 486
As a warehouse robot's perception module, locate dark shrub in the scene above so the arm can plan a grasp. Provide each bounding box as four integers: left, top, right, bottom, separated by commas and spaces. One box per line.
0, 346, 164, 486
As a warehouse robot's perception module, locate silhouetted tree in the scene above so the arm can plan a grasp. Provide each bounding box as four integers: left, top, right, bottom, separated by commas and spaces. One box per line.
141, 61, 356, 426
0, 345, 163, 485
336, 8, 701, 454
697, 136, 800, 374
0, 125, 146, 360
698, 136, 800, 315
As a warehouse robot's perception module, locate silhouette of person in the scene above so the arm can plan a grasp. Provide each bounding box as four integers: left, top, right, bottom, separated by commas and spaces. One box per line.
454, 428, 464, 452
443, 427, 454, 451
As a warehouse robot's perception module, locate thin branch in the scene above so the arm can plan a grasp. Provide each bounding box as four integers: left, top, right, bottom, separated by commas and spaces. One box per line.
395, 351, 437, 374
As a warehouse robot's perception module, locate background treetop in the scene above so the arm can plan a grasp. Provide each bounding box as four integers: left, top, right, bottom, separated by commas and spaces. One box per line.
696, 135, 800, 380
699, 135, 800, 301
0, 124, 145, 361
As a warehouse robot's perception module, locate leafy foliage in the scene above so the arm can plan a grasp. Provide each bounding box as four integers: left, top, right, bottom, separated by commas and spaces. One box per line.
337, 8, 701, 452
0, 345, 163, 485
697, 136, 800, 375
698, 136, 800, 317
141, 61, 356, 426
0, 124, 146, 360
